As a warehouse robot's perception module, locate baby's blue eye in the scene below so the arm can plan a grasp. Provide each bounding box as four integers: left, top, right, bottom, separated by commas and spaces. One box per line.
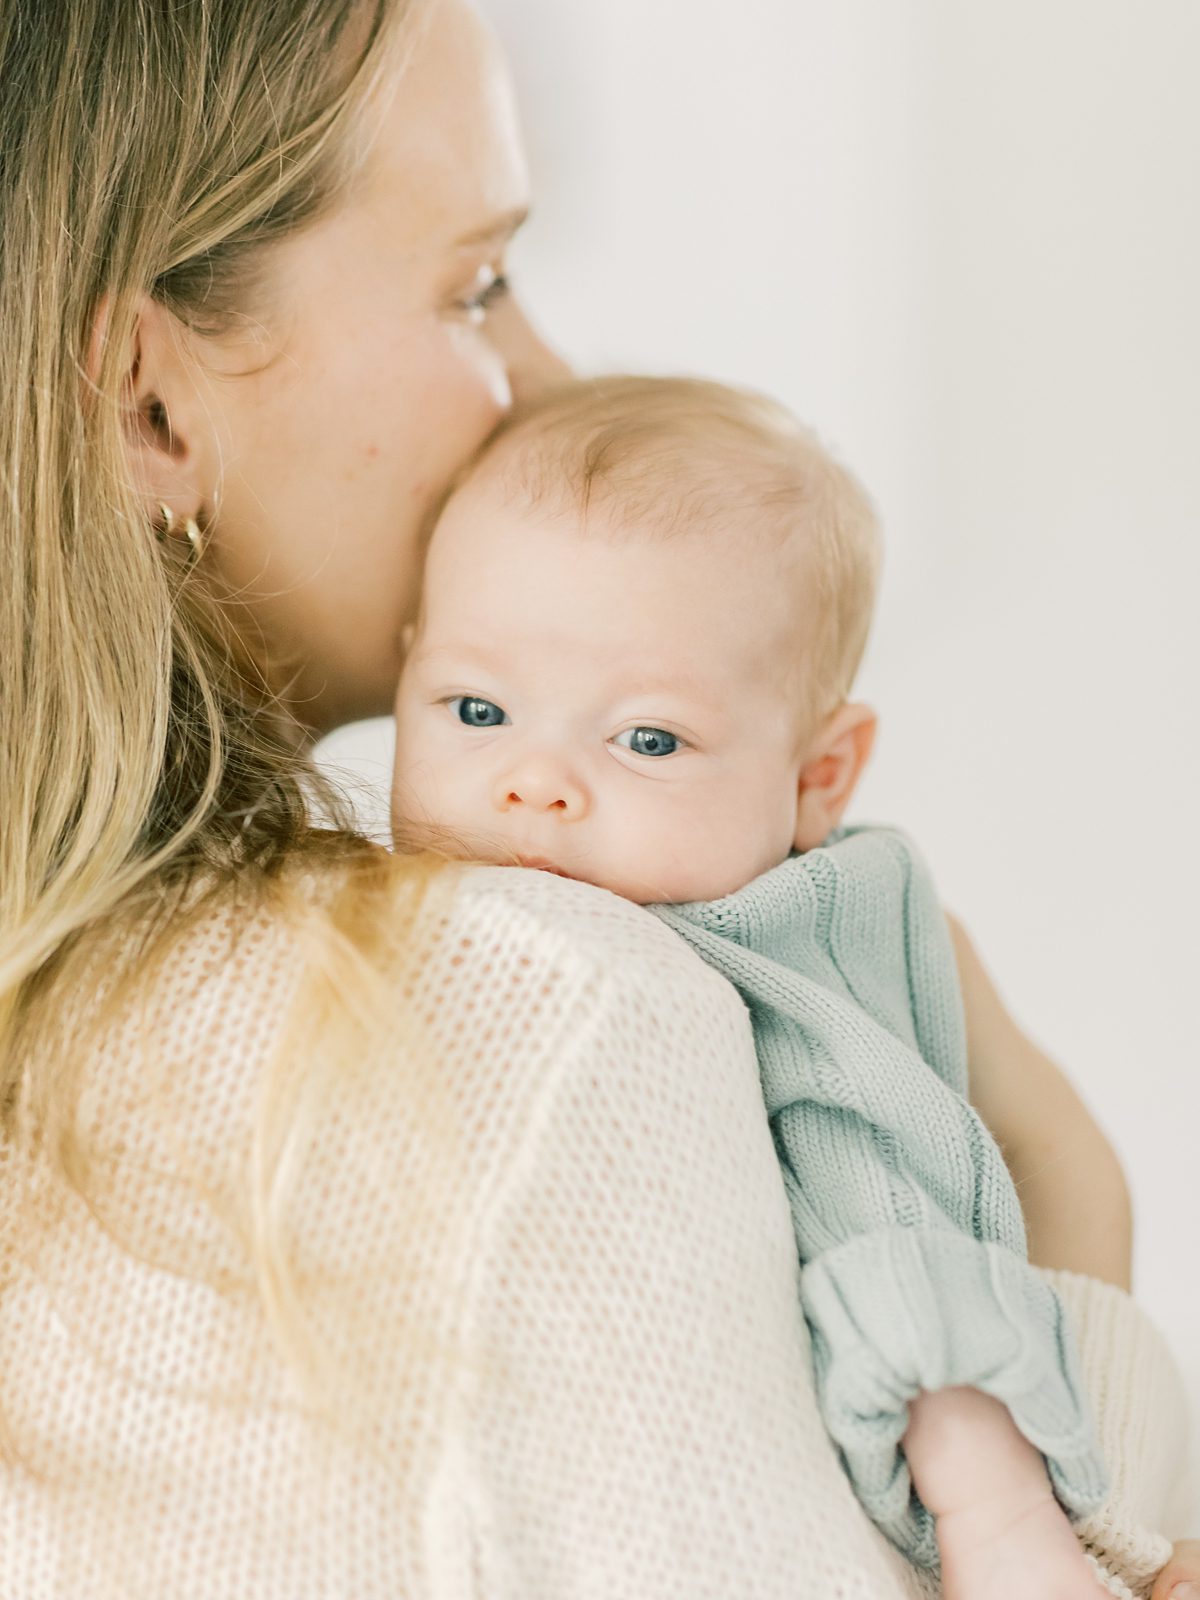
613, 727, 681, 758
450, 696, 509, 728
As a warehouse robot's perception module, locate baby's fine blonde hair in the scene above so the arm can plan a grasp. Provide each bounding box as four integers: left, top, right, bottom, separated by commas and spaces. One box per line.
464, 375, 882, 744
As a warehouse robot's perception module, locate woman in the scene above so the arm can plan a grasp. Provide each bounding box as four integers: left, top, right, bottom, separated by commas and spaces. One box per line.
0, 0, 1194, 1593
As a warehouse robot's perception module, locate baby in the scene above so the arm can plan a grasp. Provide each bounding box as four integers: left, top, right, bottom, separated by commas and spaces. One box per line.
390, 375, 1115, 1598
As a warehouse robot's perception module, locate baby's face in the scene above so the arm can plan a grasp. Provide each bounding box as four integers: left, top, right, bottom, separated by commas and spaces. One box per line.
391, 475, 810, 904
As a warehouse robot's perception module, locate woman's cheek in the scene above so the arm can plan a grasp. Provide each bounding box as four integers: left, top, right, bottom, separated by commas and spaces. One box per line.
387, 320, 504, 466
447, 320, 513, 415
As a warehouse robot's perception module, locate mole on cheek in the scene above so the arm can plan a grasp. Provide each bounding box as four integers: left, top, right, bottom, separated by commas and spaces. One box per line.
365, 443, 381, 461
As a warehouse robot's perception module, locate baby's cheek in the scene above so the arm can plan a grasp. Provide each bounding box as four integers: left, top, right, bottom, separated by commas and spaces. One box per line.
390, 712, 443, 827
620, 800, 743, 904
389, 751, 425, 836
672, 790, 794, 902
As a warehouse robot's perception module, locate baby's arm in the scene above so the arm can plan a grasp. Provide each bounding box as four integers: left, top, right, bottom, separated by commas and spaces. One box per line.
904, 1387, 1107, 1600
946, 912, 1133, 1291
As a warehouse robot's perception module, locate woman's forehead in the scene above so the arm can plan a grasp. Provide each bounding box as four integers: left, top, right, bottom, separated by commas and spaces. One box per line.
359, 0, 531, 254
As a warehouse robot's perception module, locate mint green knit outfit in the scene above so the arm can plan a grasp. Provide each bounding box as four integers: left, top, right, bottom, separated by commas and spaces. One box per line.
646, 823, 1109, 1568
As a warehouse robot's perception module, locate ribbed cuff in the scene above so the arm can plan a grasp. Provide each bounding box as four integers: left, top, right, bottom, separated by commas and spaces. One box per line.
801, 1228, 1111, 1568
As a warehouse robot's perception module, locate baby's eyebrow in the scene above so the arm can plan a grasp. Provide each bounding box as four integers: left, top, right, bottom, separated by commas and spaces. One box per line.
632, 674, 717, 702
613, 659, 731, 713
417, 643, 505, 673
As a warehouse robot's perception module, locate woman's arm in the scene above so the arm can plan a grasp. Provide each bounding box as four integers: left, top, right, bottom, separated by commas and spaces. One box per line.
1151, 1541, 1200, 1600
945, 912, 1133, 1291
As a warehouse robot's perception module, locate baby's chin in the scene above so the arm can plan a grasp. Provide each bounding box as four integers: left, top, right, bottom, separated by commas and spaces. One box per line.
512, 857, 775, 908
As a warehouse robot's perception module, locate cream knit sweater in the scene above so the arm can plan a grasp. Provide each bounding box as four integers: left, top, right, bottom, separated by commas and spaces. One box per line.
0, 862, 1191, 1598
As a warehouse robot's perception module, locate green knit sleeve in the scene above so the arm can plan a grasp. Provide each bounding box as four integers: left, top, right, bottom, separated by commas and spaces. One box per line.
647, 825, 1109, 1567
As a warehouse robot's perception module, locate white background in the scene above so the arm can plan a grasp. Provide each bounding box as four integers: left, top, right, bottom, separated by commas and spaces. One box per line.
318, 0, 1200, 1479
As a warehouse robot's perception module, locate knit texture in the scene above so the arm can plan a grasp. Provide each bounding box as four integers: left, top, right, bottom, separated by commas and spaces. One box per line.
648, 823, 1111, 1566
0, 858, 1188, 1597
1049, 1269, 1195, 1586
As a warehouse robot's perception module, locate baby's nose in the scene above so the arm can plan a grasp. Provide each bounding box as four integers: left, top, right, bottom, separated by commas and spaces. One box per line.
493, 756, 590, 819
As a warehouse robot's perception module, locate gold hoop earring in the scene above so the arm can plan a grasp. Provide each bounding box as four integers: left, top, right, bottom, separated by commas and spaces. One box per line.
155, 503, 206, 566
181, 516, 203, 562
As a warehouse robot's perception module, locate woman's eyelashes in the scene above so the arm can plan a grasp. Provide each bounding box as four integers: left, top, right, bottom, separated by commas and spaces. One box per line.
442, 696, 686, 759
455, 265, 511, 324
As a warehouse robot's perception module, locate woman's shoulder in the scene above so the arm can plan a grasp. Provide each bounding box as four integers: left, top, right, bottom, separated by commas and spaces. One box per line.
4, 860, 929, 1598
433, 860, 763, 1149
152, 856, 743, 1047
173, 852, 736, 993
447, 860, 751, 997
88, 856, 752, 1161
54, 851, 765, 1328
420, 866, 933, 1597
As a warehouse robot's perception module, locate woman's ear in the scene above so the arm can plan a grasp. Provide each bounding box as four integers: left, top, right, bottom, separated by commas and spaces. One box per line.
103, 293, 217, 526
793, 702, 878, 852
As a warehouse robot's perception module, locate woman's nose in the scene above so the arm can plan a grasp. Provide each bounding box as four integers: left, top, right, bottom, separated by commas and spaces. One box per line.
493, 754, 590, 819
491, 296, 573, 406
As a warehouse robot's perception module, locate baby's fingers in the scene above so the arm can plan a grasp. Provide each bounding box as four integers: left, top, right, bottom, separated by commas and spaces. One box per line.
1150, 1538, 1200, 1600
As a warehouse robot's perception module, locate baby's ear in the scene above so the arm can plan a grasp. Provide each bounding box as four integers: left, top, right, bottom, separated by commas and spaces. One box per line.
793, 703, 878, 852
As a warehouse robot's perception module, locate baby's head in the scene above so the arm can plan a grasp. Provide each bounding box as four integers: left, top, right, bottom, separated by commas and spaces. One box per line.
392, 375, 881, 904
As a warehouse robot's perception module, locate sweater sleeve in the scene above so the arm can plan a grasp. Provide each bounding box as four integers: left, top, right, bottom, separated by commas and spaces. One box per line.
440, 877, 935, 1600
648, 829, 1111, 1567
1045, 1270, 1194, 1583
799, 1226, 1108, 1566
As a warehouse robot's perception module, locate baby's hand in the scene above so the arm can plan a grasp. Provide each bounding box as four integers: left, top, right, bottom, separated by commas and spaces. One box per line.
904, 1387, 1109, 1597
935, 1482, 1108, 1600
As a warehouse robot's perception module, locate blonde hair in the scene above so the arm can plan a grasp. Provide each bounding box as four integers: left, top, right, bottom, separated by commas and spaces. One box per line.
464, 374, 882, 743
0, 0, 466, 1446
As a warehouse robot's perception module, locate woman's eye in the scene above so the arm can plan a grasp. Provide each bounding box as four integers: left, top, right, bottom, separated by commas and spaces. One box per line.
447, 695, 509, 728
612, 726, 683, 759
457, 269, 511, 324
